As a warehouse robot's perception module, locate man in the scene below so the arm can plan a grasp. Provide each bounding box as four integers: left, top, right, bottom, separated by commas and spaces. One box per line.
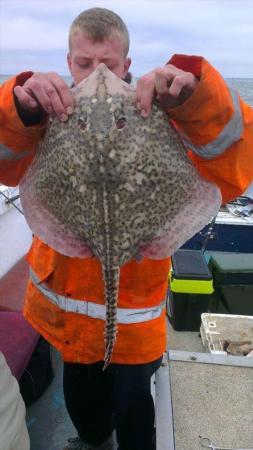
1, 7, 253, 450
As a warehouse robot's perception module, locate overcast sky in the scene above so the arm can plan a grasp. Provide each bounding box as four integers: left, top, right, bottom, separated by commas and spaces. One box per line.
1, 0, 253, 78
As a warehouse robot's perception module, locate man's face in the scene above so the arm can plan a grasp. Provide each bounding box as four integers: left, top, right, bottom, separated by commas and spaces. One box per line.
67, 31, 131, 85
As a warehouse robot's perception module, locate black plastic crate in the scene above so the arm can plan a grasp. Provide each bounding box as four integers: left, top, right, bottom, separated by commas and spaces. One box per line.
167, 250, 213, 331
167, 290, 211, 331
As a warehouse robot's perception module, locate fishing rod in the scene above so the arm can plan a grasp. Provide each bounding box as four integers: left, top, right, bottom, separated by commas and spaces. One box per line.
0, 189, 24, 215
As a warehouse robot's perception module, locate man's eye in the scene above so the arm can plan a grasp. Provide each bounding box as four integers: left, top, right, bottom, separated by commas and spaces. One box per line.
78, 63, 89, 68
106, 65, 115, 72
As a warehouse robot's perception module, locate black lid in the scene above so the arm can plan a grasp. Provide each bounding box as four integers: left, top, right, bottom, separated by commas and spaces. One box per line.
172, 249, 212, 280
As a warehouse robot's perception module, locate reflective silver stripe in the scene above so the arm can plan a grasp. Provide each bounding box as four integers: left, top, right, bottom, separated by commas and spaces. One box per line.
181, 88, 243, 159
0, 143, 32, 161
30, 269, 166, 324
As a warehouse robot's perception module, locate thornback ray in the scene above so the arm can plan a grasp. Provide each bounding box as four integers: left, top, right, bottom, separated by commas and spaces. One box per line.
19, 63, 222, 368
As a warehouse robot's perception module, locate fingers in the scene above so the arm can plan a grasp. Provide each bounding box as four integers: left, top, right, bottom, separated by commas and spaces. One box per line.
45, 73, 74, 119
13, 85, 38, 110
14, 72, 74, 121
155, 69, 186, 109
136, 65, 198, 116
135, 71, 157, 117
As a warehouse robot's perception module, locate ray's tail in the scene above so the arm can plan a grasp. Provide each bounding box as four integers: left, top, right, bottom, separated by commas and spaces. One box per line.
102, 265, 120, 369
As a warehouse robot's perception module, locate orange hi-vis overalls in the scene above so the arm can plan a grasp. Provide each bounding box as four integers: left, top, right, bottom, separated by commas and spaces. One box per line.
1, 55, 253, 364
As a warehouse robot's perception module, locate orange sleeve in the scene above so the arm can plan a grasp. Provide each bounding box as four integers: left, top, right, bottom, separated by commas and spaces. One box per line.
188, 99, 253, 204
167, 55, 253, 204
0, 73, 47, 186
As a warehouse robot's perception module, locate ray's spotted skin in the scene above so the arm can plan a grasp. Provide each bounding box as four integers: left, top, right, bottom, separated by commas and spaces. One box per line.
20, 64, 221, 367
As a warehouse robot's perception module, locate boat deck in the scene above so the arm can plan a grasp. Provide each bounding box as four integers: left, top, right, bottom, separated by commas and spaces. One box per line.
164, 321, 253, 450
26, 348, 76, 450
26, 319, 253, 450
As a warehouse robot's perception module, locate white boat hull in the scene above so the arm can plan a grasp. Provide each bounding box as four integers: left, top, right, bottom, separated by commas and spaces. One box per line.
0, 186, 32, 278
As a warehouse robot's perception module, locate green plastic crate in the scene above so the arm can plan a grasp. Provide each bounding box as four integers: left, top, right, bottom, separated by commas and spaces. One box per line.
208, 252, 253, 316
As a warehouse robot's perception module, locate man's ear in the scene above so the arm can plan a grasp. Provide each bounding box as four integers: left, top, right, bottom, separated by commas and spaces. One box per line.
67, 53, 72, 74
123, 57, 131, 79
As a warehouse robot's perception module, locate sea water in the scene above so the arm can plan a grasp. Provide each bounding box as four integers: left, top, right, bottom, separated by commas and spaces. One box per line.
226, 78, 253, 106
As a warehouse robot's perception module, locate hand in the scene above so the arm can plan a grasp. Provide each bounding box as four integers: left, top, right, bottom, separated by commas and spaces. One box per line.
135, 64, 199, 117
14, 72, 74, 121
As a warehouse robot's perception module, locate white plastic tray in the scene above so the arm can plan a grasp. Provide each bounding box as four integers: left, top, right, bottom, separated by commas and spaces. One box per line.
200, 313, 253, 354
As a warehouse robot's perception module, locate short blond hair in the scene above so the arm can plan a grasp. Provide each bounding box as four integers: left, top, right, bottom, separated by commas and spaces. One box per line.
69, 7, 130, 56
